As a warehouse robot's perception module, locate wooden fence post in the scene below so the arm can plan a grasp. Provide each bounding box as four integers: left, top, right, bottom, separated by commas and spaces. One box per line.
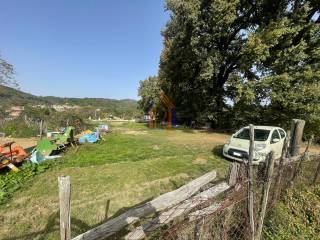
228, 162, 240, 187
39, 119, 43, 139
256, 151, 275, 240
248, 124, 255, 240
59, 176, 71, 240
289, 119, 305, 157
313, 158, 320, 185
272, 131, 290, 203
290, 135, 313, 185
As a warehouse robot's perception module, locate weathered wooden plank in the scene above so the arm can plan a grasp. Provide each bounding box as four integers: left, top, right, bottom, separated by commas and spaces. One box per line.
228, 162, 240, 187
290, 135, 313, 184
72, 170, 217, 240
272, 132, 290, 203
313, 157, 320, 184
188, 202, 222, 222
59, 176, 71, 240
125, 182, 229, 240
289, 119, 305, 157
255, 151, 275, 240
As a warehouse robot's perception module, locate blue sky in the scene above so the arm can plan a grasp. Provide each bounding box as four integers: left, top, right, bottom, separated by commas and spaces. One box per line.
0, 0, 169, 100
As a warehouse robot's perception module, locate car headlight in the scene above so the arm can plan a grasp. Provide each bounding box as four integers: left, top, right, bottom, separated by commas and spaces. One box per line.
254, 143, 266, 151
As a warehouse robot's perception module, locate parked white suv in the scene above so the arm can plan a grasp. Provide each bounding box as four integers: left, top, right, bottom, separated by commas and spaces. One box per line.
223, 126, 286, 164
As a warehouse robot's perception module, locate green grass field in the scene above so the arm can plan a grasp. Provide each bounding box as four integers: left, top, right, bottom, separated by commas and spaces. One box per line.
0, 122, 230, 240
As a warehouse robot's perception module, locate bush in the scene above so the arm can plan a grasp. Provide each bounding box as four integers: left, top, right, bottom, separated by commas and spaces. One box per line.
264, 185, 320, 239
0, 119, 38, 137
0, 163, 51, 204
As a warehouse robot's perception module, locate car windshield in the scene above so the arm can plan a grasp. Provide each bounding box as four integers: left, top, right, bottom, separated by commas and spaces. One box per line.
234, 128, 270, 141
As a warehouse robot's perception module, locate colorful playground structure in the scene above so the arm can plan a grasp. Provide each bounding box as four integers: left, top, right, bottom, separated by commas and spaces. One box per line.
148, 91, 177, 128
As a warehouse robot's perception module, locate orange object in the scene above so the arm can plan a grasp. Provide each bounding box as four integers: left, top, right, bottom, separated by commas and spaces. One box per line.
160, 91, 175, 129
149, 108, 157, 129
0, 142, 29, 170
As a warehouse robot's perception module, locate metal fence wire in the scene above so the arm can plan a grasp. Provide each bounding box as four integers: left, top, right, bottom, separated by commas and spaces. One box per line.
144, 155, 320, 240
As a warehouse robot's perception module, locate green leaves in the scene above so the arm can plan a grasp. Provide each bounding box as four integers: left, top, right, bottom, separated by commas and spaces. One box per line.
0, 163, 51, 204
265, 185, 320, 239
0, 54, 15, 87
138, 76, 161, 113
153, 0, 320, 133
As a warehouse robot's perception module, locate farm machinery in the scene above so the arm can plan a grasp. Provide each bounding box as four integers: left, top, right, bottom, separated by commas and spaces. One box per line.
35, 126, 76, 156
31, 126, 76, 163
1, 123, 109, 169
0, 142, 29, 172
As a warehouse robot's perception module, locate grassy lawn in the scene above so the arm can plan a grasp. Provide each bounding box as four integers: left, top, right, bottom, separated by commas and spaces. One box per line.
0, 122, 230, 240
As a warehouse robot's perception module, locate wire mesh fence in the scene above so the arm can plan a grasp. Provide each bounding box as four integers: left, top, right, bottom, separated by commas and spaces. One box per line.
144, 155, 320, 240
155, 195, 249, 240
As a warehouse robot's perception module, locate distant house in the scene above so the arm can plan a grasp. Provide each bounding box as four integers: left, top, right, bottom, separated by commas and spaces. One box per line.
32, 104, 47, 109
9, 111, 21, 118
5, 106, 24, 119
51, 104, 80, 112
10, 106, 24, 111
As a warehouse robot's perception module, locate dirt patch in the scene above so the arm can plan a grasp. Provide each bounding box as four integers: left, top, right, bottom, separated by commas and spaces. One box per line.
166, 131, 229, 147
139, 173, 190, 189
196, 133, 229, 144
302, 144, 320, 154
193, 156, 208, 165
0, 137, 37, 149
152, 145, 160, 150
109, 121, 126, 126
123, 130, 148, 135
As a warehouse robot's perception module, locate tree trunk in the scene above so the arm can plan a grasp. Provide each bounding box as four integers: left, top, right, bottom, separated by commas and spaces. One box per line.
212, 85, 225, 128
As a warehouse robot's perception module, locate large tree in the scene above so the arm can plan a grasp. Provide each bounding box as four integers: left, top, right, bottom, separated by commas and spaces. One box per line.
0, 53, 15, 87
138, 76, 161, 113
159, 0, 319, 127
159, 0, 258, 124
228, 0, 320, 132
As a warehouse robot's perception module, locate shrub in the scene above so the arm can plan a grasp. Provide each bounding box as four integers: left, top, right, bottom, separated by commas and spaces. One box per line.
264, 185, 320, 239
0, 119, 38, 137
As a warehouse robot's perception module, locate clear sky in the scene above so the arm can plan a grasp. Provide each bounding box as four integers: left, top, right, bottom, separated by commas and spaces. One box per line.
0, 0, 169, 100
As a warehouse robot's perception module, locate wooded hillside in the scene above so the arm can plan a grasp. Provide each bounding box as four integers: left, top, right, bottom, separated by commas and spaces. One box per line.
0, 85, 140, 118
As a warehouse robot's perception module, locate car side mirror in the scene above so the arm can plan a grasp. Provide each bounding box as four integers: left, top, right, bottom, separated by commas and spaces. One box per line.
272, 138, 280, 143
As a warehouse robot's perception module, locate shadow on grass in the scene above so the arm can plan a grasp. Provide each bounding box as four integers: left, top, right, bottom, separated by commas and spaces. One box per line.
2, 211, 91, 240
139, 121, 198, 134
3, 197, 159, 240
212, 144, 236, 165
145, 124, 233, 135
212, 144, 242, 168
181, 128, 196, 134
212, 144, 224, 158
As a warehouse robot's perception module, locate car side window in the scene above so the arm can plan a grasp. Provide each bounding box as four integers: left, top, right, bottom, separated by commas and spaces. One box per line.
271, 130, 280, 143
278, 129, 286, 139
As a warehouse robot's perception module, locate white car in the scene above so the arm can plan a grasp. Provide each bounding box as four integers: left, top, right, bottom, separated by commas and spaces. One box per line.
223, 126, 286, 164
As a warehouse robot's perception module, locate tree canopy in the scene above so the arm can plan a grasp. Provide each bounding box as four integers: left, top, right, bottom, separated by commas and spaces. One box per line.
0, 53, 15, 87
138, 76, 161, 113
139, 0, 320, 135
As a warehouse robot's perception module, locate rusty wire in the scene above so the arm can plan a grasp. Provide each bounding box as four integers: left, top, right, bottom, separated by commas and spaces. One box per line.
130, 157, 320, 240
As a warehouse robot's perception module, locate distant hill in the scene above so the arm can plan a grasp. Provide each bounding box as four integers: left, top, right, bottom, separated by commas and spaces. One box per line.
0, 85, 140, 118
